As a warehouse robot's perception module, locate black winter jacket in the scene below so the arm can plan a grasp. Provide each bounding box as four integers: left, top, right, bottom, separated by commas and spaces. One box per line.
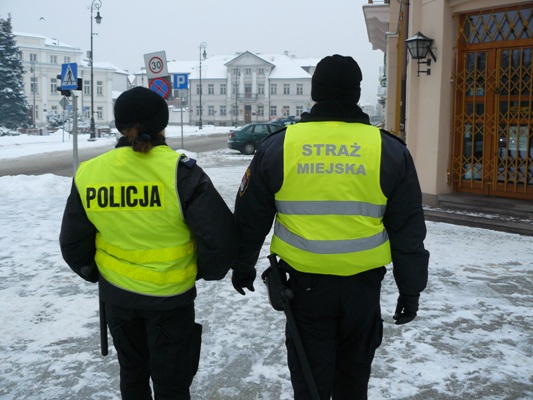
234, 101, 429, 297
59, 137, 239, 310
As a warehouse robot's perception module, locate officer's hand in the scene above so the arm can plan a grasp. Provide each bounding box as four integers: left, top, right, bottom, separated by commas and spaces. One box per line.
232, 269, 256, 295
393, 294, 419, 325
80, 263, 99, 283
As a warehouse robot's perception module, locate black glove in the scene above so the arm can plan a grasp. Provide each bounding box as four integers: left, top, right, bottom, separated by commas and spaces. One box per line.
232, 269, 256, 295
393, 294, 419, 325
79, 262, 99, 283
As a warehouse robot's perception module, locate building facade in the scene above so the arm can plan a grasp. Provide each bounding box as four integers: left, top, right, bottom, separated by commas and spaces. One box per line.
135, 51, 319, 127
364, 0, 533, 203
15, 32, 127, 130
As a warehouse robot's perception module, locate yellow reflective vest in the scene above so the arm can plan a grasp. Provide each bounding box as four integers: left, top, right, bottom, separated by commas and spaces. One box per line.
270, 122, 392, 275
75, 146, 197, 296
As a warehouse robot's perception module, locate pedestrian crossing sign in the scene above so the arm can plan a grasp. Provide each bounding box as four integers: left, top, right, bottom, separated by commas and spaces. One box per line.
61, 63, 78, 90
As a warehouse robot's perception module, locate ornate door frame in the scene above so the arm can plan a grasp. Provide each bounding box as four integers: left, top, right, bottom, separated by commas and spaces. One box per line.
452, 5, 533, 200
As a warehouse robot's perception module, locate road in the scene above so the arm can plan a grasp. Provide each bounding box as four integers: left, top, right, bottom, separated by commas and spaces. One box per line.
0, 133, 228, 177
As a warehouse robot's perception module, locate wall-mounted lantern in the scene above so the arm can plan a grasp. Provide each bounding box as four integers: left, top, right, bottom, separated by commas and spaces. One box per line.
405, 31, 437, 76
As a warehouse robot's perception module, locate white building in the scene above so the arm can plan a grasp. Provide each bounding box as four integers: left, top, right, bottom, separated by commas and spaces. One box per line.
16, 32, 383, 130
15, 32, 128, 130
134, 51, 321, 127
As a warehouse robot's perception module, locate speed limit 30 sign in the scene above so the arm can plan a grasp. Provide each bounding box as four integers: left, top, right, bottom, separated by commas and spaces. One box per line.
143, 51, 169, 80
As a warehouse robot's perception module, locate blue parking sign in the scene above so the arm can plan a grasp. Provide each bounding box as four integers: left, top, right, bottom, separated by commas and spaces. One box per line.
173, 73, 188, 89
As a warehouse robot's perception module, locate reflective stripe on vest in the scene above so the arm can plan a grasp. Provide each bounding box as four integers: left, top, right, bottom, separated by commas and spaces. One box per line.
75, 146, 197, 296
275, 199, 386, 217
271, 122, 392, 276
94, 235, 197, 296
274, 220, 389, 254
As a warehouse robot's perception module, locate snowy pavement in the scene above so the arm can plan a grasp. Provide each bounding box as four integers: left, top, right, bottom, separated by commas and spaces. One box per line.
0, 129, 532, 399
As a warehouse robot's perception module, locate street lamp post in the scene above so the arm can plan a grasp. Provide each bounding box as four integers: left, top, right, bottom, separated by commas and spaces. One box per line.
89, 0, 102, 140
198, 42, 207, 129
30, 60, 36, 127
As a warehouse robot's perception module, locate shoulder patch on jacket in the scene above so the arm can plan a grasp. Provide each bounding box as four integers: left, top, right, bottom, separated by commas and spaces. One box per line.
238, 167, 251, 197
178, 154, 197, 168
381, 129, 406, 146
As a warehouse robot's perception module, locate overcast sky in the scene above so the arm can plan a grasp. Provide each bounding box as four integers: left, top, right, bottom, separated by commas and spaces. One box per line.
2, 0, 384, 104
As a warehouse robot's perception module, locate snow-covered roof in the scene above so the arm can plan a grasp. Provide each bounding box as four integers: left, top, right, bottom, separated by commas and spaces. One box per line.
141, 52, 316, 80
93, 61, 130, 75
258, 54, 313, 79
14, 31, 82, 52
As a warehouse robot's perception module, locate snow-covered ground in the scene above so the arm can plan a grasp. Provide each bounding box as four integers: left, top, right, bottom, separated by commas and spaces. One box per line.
0, 127, 532, 399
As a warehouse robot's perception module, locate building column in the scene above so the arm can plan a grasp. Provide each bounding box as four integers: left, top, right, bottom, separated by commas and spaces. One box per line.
252, 71, 257, 95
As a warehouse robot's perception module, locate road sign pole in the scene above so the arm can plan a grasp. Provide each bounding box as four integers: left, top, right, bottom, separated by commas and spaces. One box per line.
59, 96, 69, 143
71, 92, 79, 174
180, 101, 184, 149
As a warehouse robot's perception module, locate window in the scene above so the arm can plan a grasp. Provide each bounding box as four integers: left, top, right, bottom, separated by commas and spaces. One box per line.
30, 53, 37, 62
255, 124, 268, 134
50, 77, 58, 94
270, 84, 277, 95
220, 84, 226, 95
64, 56, 71, 63
233, 68, 239, 75
258, 84, 265, 95
296, 106, 303, 116
97, 81, 103, 96
208, 105, 215, 116
50, 55, 57, 64
84, 80, 90, 95
51, 105, 58, 113
208, 84, 214, 95
282, 106, 290, 116
257, 104, 264, 116
283, 84, 290, 95
245, 84, 252, 98
245, 68, 251, 75
197, 84, 201, 95
297, 84, 303, 95
220, 105, 226, 116
270, 105, 277, 117
258, 68, 265, 75
97, 107, 103, 119
31, 76, 38, 94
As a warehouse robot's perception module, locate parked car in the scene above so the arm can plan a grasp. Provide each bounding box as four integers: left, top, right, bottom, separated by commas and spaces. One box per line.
227, 122, 284, 155
270, 116, 300, 125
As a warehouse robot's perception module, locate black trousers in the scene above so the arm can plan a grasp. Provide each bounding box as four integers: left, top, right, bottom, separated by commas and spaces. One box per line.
105, 303, 202, 400
285, 266, 386, 400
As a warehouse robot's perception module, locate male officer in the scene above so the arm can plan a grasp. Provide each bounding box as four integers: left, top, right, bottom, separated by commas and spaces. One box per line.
231, 55, 429, 399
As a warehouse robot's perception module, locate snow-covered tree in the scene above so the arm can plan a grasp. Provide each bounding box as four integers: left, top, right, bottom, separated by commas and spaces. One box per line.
0, 15, 29, 130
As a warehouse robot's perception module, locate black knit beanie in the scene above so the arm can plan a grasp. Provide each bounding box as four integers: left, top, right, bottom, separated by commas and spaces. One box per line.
311, 54, 363, 104
114, 87, 169, 136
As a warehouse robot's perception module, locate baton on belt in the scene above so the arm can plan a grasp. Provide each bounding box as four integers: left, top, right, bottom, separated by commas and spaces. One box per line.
263, 254, 320, 400
81, 264, 108, 356
99, 287, 108, 356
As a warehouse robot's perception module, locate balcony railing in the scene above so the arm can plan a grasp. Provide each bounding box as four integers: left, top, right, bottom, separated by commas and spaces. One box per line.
236, 94, 259, 101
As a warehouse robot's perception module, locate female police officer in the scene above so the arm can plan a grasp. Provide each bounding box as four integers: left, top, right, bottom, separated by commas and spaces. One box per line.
60, 86, 238, 400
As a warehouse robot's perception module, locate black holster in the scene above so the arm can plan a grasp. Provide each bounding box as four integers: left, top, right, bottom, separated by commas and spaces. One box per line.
262, 254, 294, 311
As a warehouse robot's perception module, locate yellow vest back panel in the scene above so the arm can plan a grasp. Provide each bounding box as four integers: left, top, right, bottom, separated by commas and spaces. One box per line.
271, 122, 392, 275
75, 146, 197, 296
